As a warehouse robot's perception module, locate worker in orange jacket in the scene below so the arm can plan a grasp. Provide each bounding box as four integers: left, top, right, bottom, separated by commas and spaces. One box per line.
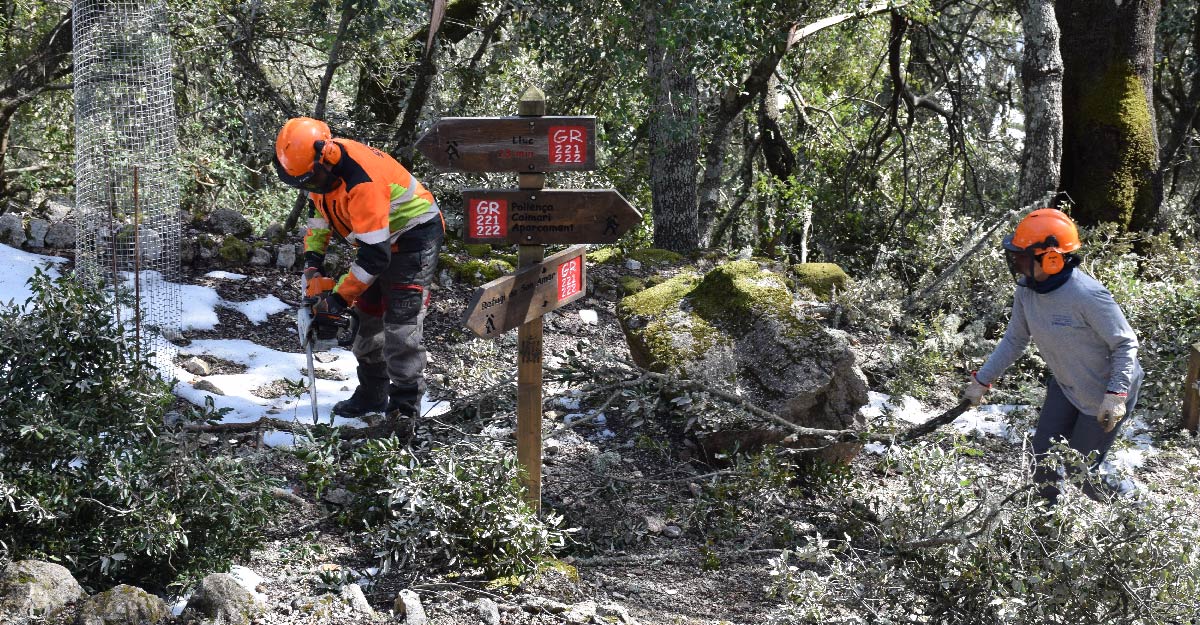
274, 117, 443, 419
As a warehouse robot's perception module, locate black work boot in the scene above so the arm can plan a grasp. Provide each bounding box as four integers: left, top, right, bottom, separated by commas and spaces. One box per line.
387, 383, 421, 419
332, 366, 389, 417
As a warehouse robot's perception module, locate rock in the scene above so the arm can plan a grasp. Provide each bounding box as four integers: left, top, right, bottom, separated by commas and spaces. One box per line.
28, 219, 49, 248
393, 590, 427, 625
624, 259, 643, 271
44, 221, 75, 249
791, 263, 850, 301
644, 516, 666, 534
263, 222, 285, 243
579, 309, 599, 324
565, 600, 597, 623
616, 260, 868, 464
520, 561, 581, 603
180, 238, 196, 264
219, 236, 250, 265
163, 411, 185, 428
275, 243, 297, 269
598, 602, 637, 624
340, 584, 372, 615
193, 380, 225, 396
75, 584, 169, 625
521, 597, 569, 615
0, 560, 85, 619
42, 195, 73, 221
184, 573, 266, 625
662, 525, 683, 539
206, 209, 253, 237
543, 438, 562, 456
0, 214, 25, 247
182, 357, 211, 376
475, 598, 500, 625
321, 488, 352, 506
250, 247, 272, 266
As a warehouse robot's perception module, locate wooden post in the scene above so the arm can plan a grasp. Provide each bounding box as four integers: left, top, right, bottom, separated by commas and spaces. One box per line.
1184, 343, 1200, 433
516, 86, 546, 511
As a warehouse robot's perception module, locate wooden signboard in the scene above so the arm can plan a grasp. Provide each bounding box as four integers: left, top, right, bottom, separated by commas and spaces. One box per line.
415, 116, 597, 173
1184, 342, 1200, 433
462, 245, 588, 338
462, 189, 641, 245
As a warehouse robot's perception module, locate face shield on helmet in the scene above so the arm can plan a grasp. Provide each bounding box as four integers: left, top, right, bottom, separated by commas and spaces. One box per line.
1002, 235, 1036, 281
1002, 208, 1082, 284
272, 156, 339, 194
274, 117, 340, 194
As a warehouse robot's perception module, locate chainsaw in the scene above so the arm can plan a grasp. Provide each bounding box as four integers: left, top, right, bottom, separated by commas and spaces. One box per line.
297, 275, 358, 424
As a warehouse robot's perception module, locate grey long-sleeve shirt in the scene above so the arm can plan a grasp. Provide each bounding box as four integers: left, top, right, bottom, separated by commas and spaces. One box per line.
975, 269, 1142, 416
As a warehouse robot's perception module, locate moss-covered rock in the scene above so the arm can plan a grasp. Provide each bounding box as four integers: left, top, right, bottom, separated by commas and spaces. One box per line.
183, 573, 265, 625
463, 243, 493, 258
618, 276, 647, 295
0, 560, 84, 619
439, 253, 514, 286
791, 263, 850, 301
627, 248, 683, 265
218, 236, 250, 264
75, 584, 170, 625
617, 260, 868, 463
587, 247, 623, 265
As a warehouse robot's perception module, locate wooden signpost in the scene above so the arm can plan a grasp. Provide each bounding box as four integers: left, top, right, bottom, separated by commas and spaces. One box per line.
462, 189, 640, 245
416, 116, 597, 172
462, 245, 588, 338
419, 87, 638, 511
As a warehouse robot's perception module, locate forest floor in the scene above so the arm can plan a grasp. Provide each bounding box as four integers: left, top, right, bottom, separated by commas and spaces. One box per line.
167, 254, 797, 625
10, 241, 1198, 625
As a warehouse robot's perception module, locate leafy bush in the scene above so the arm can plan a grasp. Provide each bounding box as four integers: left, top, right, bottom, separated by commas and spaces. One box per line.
306, 435, 569, 578
767, 442, 1200, 624
0, 271, 281, 590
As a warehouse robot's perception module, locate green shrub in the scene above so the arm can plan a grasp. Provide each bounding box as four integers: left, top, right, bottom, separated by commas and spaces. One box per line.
321, 436, 569, 578
0, 271, 281, 590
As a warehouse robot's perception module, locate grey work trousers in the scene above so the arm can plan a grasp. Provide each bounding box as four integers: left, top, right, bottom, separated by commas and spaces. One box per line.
350, 219, 443, 412
1031, 374, 1141, 502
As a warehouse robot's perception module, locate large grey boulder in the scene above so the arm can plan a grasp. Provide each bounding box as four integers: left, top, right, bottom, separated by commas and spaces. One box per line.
183, 573, 265, 625
0, 214, 25, 247
28, 219, 49, 248
74, 584, 169, 625
44, 221, 76, 249
275, 243, 297, 269
204, 209, 252, 237
617, 260, 868, 463
0, 560, 85, 619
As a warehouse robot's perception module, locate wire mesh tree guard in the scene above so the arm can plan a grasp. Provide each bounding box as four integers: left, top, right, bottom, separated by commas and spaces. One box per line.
73, 0, 181, 369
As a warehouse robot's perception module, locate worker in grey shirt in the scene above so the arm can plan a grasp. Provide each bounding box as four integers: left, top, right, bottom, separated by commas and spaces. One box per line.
961, 208, 1142, 502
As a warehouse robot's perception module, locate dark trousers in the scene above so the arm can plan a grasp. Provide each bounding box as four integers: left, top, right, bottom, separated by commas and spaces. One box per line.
1031, 375, 1141, 502
350, 219, 443, 412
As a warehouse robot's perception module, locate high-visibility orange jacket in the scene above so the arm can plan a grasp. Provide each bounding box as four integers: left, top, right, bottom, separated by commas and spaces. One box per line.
302, 139, 440, 305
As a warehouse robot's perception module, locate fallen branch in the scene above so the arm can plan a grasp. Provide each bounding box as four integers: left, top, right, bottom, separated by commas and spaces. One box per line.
183, 416, 396, 440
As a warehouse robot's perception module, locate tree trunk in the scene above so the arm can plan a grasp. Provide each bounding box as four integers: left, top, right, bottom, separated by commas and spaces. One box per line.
645, 3, 700, 253
1016, 0, 1062, 207
1056, 0, 1160, 230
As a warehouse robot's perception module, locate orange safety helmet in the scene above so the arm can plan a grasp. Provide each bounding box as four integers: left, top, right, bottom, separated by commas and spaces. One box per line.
1002, 208, 1081, 277
273, 117, 340, 193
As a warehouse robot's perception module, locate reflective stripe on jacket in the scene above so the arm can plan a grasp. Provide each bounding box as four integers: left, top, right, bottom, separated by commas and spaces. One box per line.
302, 138, 439, 304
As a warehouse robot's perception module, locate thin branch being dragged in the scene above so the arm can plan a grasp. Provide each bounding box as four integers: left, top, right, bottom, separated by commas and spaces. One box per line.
548, 354, 973, 447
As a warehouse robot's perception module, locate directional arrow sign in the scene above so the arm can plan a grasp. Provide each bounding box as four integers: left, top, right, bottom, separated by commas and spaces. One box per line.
462, 189, 641, 245
462, 245, 587, 338
416, 116, 596, 172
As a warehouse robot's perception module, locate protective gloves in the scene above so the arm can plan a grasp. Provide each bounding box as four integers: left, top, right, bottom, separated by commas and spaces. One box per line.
311, 291, 348, 340
960, 372, 990, 406
1097, 392, 1128, 432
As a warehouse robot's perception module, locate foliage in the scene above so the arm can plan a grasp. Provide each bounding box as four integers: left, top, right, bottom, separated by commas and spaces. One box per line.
767, 442, 1200, 624
297, 434, 569, 578
0, 271, 281, 590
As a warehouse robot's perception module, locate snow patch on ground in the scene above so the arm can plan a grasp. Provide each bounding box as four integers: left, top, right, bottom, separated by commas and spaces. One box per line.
0, 243, 67, 307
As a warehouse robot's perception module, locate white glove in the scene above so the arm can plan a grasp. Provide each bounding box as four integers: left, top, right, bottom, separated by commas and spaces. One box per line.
1097, 392, 1127, 432
960, 372, 990, 406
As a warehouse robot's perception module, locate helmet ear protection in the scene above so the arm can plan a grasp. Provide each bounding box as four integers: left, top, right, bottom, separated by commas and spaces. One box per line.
313, 140, 341, 169
1035, 234, 1065, 275
1040, 250, 1065, 275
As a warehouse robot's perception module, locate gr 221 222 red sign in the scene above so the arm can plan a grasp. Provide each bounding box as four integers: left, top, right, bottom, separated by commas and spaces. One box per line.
549, 126, 588, 164
557, 256, 582, 300
469, 198, 507, 238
